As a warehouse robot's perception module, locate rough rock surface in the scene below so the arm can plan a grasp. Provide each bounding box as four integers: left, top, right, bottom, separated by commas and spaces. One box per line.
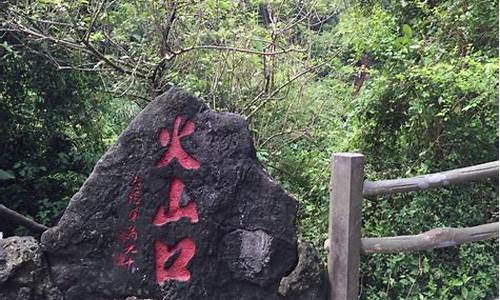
279, 240, 327, 300
41, 87, 298, 299
0, 236, 62, 300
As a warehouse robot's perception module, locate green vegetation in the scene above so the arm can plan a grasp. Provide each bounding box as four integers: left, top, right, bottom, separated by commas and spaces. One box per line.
1, 0, 498, 298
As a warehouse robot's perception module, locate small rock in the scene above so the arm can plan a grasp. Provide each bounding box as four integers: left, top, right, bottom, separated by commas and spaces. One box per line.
0, 236, 62, 300
279, 240, 327, 300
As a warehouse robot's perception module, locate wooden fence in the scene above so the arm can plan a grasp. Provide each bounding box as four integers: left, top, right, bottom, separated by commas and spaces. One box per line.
325, 153, 499, 300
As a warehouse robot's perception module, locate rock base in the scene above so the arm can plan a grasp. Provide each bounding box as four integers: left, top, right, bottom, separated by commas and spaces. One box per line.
0, 236, 62, 300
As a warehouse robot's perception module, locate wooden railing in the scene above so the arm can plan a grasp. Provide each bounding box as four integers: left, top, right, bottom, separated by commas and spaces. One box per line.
325, 153, 499, 300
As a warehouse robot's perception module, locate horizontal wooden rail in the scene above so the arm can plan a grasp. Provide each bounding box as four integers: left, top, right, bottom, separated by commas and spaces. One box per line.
361, 222, 499, 254
363, 161, 499, 197
324, 222, 499, 254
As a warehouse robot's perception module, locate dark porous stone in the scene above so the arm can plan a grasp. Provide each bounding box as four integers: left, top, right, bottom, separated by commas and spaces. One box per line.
279, 240, 327, 300
41, 87, 298, 299
0, 236, 62, 300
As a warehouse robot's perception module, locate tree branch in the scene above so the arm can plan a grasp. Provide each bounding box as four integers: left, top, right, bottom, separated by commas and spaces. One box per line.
84, 0, 106, 42
0, 205, 48, 235
81, 39, 148, 79
161, 1, 178, 55
166, 44, 304, 60
3, 24, 149, 79
244, 63, 323, 119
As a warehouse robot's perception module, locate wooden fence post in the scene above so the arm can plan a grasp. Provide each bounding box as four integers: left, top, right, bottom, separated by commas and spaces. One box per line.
328, 153, 364, 300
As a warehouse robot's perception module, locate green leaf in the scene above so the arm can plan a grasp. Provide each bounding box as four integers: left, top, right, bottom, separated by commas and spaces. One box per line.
39, 0, 62, 5
402, 24, 412, 38
89, 32, 104, 42
0, 169, 15, 180
254, 40, 263, 52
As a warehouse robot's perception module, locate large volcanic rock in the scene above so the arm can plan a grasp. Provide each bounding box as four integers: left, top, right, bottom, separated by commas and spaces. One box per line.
41, 88, 298, 299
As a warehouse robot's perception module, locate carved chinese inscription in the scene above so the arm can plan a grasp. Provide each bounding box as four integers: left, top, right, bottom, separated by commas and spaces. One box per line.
156, 116, 200, 169
154, 238, 196, 284
153, 178, 199, 226
114, 176, 141, 269
153, 116, 200, 285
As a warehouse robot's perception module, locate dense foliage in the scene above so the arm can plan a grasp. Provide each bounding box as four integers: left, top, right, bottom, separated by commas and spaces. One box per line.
0, 44, 141, 233
1, 0, 498, 298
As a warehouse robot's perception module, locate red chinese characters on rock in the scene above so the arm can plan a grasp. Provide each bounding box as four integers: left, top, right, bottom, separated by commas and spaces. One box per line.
154, 239, 196, 283
114, 176, 141, 270
153, 179, 198, 226
156, 116, 200, 170
154, 116, 200, 286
